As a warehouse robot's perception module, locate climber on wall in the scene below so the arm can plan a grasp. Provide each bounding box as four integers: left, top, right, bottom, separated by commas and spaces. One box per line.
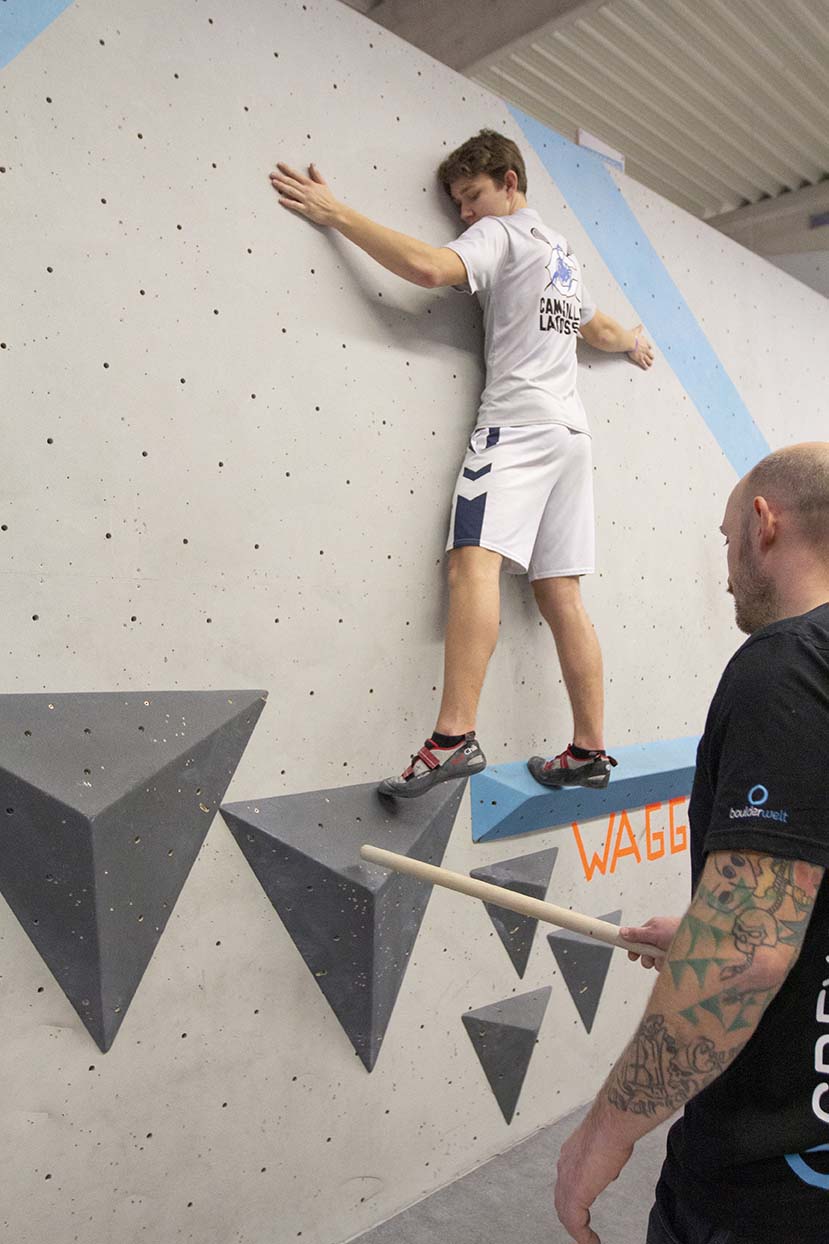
270, 129, 653, 798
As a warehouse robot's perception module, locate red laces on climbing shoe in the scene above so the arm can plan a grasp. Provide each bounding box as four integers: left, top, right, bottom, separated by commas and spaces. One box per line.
379, 734, 487, 799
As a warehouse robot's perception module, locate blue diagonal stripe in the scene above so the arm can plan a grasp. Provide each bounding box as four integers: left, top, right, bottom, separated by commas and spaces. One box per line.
511, 108, 770, 475
1, 0, 75, 71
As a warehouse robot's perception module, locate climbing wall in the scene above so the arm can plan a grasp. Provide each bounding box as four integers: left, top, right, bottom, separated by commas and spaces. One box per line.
2, 2, 828, 1243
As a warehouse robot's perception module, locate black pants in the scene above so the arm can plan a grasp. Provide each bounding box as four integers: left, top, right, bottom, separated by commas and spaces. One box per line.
646, 1179, 757, 1244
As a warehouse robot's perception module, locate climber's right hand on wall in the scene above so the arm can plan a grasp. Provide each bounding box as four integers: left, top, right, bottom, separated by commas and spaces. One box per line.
626, 324, 654, 369
270, 162, 343, 227
619, 916, 680, 969
269, 161, 464, 288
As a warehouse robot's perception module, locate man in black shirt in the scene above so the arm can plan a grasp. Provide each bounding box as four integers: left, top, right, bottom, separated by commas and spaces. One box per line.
554, 442, 829, 1244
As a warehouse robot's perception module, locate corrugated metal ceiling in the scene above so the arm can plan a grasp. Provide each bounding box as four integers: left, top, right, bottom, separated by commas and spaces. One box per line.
465, 0, 829, 220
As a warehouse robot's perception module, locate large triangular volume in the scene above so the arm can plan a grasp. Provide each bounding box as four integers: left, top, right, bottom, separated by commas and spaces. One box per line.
222, 780, 466, 1071
547, 910, 622, 1034
0, 690, 267, 1051
470, 847, 558, 978
462, 987, 552, 1124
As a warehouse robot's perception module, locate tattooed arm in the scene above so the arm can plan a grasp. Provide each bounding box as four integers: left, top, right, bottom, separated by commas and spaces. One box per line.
554, 849, 824, 1244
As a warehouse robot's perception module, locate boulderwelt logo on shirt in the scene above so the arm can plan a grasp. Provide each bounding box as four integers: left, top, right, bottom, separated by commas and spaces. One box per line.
531, 227, 581, 335
729, 784, 789, 823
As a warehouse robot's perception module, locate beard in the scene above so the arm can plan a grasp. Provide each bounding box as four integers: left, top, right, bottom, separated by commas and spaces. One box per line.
728, 546, 780, 635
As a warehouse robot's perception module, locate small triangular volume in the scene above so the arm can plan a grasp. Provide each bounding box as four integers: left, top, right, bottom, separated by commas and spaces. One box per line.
462, 987, 552, 1123
471, 847, 558, 977
0, 690, 267, 1050
547, 910, 621, 1034
222, 779, 466, 1071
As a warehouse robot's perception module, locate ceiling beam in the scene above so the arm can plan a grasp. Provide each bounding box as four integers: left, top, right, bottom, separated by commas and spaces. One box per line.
708, 180, 829, 256
364, 0, 607, 73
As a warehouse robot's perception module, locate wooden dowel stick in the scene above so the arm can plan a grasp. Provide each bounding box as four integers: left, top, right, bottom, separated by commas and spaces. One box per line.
360, 844, 659, 958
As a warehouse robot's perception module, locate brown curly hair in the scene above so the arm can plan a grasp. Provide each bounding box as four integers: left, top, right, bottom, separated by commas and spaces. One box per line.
437, 129, 528, 197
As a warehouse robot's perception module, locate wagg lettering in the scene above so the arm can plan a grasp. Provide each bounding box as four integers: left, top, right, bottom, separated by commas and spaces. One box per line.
571, 800, 687, 882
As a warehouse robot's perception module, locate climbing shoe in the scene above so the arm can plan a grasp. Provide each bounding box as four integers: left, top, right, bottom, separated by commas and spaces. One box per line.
527, 744, 617, 789
378, 732, 486, 798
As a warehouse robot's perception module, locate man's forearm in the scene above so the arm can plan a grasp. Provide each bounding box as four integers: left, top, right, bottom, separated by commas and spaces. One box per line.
333, 204, 440, 286
591, 319, 637, 352
584, 853, 820, 1147
586, 981, 751, 1149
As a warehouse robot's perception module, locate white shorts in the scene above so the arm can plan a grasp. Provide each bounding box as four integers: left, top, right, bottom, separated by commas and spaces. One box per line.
445, 423, 595, 580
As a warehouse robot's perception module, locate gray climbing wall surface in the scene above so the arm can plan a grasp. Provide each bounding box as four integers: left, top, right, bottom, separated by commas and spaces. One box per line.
461, 987, 552, 1124
470, 848, 558, 978
547, 910, 622, 1035
221, 780, 466, 1071
0, 689, 266, 1051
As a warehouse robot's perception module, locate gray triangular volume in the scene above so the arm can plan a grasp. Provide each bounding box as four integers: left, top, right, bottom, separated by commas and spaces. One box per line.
462, 987, 552, 1124
222, 779, 466, 1072
0, 690, 268, 1051
471, 847, 558, 978
547, 910, 622, 1034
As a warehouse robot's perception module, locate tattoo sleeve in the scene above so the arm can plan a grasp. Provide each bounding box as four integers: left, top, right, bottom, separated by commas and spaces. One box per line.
600, 850, 824, 1126
606, 1016, 747, 1116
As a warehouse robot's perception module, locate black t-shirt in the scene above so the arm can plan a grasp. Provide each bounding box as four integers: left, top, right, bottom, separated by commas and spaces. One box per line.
662, 603, 829, 1243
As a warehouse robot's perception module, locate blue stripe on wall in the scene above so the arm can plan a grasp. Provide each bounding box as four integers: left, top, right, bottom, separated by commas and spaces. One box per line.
511, 107, 770, 476
1, 0, 75, 71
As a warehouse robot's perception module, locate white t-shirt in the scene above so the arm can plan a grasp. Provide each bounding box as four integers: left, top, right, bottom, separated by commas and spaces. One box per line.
444, 207, 596, 433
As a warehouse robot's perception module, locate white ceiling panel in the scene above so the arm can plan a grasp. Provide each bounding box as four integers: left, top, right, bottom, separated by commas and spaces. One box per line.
469, 0, 829, 219
349, 0, 829, 225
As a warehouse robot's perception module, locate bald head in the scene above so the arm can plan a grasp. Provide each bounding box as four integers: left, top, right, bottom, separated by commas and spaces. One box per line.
739, 442, 829, 558
721, 443, 829, 633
